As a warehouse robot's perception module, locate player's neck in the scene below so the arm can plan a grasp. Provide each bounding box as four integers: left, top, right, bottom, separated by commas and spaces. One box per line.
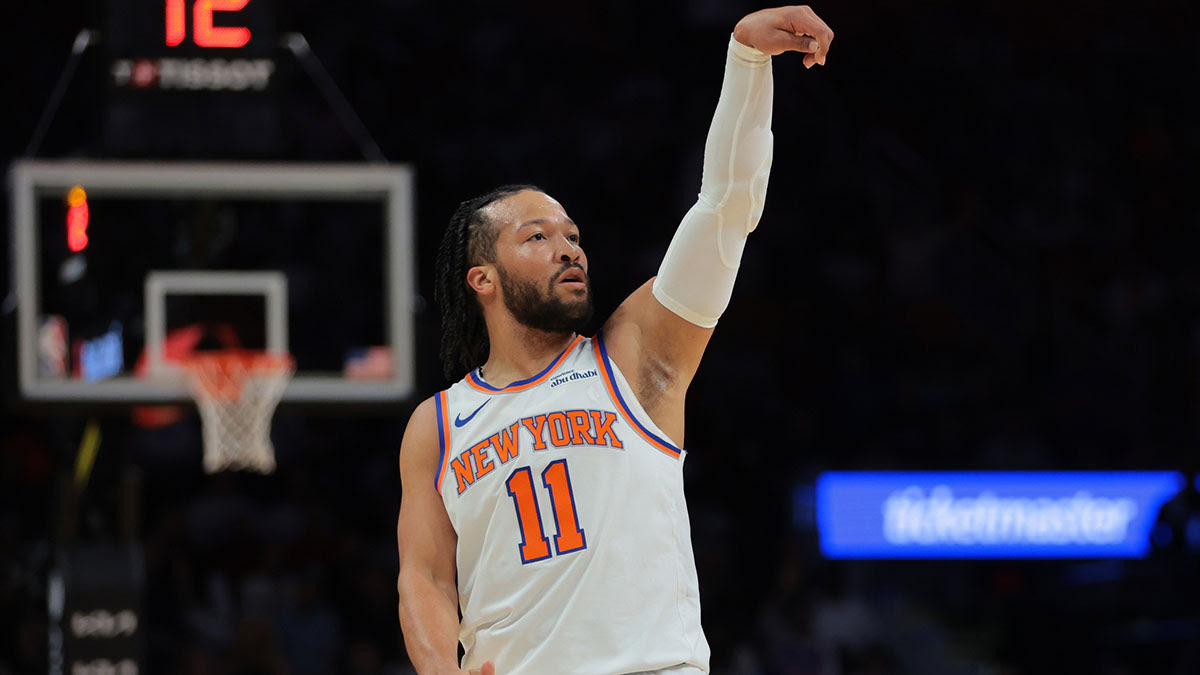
478, 322, 577, 388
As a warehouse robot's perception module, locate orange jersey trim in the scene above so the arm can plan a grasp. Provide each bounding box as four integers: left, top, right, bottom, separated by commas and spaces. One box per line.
592, 334, 683, 459
434, 390, 451, 494
466, 335, 584, 394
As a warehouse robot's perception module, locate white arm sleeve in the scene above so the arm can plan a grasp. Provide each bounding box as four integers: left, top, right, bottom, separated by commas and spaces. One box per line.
652, 35, 773, 328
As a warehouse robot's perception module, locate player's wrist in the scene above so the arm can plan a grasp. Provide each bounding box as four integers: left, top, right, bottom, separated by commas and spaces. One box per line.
729, 33, 770, 64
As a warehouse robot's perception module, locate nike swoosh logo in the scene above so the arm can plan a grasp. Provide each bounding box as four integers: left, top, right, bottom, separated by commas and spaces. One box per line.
454, 400, 489, 428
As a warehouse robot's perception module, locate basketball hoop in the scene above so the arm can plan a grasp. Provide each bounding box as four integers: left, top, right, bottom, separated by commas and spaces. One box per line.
182, 350, 294, 474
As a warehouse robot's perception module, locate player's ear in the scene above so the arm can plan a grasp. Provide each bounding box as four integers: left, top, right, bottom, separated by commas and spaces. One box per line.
466, 265, 496, 297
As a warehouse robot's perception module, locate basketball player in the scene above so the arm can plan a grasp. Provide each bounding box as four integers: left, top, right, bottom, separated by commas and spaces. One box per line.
397, 6, 833, 674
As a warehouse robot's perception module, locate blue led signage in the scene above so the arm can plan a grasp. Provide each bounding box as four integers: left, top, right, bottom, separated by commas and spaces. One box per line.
817, 471, 1185, 559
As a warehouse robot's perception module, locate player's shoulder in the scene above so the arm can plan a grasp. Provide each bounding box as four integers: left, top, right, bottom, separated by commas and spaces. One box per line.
399, 394, 443, 471
598, 279, 656, 371
408, 394, 440, 428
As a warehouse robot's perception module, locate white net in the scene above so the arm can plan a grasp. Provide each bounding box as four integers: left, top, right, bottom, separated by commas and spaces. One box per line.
183, 352, 295, 474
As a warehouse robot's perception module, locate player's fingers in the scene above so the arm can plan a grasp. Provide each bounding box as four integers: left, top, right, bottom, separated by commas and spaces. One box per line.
787, 31, 821, 53
816, 29, 834, 65
481, 662, 496, 675
797, 31, 832, 65
794, 6, 834, 65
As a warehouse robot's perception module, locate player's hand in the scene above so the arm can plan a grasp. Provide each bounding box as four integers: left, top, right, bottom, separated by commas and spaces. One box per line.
466, 662, 495, 675
732, 5, 834, 68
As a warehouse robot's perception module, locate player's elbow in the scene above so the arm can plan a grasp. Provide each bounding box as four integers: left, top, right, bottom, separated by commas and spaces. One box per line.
395, 565, 426, 615
397, 557, 457, 605
698, 169, 771, 237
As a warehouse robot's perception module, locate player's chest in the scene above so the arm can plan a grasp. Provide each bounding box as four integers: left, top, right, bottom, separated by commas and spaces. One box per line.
444, 375, 629, 499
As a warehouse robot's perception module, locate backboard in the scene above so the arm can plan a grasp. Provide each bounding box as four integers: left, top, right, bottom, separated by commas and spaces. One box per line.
10, 159, 415, 404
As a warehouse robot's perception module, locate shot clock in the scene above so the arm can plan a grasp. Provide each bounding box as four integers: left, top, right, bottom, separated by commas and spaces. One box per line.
107, 0, 277, 91
102, 0, 283, 156
165, 0, 253, 49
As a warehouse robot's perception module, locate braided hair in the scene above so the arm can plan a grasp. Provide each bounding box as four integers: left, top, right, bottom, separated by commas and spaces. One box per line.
434, 184, 542, 381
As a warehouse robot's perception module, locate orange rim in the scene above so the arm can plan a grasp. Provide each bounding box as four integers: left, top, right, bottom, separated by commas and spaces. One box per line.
182, 350, 295, 402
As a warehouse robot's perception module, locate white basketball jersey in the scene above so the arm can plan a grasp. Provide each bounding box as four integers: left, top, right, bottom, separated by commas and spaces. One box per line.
434, 333, 710, 674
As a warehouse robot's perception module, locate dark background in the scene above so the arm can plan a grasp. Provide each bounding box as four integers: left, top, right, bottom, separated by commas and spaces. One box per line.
3, 0, 1199, 673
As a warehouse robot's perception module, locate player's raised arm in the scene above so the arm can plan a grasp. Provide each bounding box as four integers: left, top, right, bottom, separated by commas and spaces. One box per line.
602, 6, 833, 438
396, 397, 495, 675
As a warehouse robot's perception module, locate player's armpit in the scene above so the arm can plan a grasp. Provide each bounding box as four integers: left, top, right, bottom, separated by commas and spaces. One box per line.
600, 279, 713, 447
396, 396, 463, 675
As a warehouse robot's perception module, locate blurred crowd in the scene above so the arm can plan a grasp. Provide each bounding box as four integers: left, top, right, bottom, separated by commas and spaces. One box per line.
3, 0, 1198, 673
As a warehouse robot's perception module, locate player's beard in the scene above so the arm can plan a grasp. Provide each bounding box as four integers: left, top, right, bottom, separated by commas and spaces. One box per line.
496, 262, 593, 336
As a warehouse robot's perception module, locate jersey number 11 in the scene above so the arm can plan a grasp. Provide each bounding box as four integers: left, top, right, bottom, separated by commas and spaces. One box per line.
505, 459, 587, 564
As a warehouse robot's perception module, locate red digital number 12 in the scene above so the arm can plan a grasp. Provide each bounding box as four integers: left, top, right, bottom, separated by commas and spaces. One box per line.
166, 0, 251, 48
